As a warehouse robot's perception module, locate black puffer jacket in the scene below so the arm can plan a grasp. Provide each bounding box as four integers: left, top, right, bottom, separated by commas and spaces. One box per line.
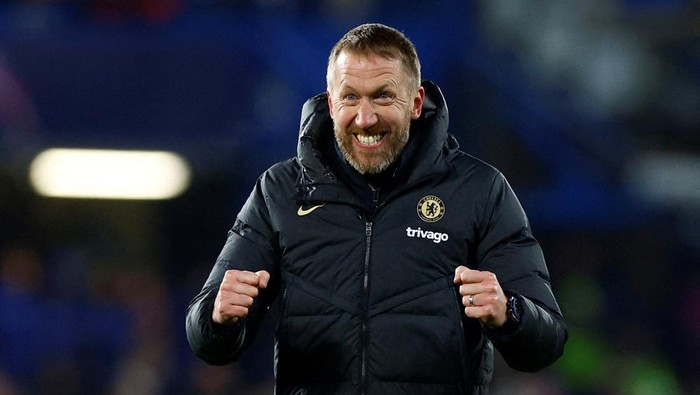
186, 81, 567, 394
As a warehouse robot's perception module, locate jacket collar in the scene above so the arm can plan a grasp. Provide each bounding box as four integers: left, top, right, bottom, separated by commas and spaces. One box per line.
294, 80, 456, 204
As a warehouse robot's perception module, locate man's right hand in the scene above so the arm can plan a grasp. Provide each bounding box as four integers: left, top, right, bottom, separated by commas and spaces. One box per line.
212, 269, 270, 325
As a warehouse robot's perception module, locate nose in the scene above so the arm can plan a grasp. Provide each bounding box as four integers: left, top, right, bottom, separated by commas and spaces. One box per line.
355, 100, 378, 129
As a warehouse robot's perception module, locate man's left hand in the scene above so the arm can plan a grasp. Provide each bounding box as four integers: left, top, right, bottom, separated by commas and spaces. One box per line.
453, 266, 508, 328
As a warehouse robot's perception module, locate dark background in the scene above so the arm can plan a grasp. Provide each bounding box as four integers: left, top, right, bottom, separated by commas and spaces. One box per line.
1, 1, 699, 394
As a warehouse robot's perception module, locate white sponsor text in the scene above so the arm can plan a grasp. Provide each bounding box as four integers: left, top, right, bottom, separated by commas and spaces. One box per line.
405, 226, 449, 244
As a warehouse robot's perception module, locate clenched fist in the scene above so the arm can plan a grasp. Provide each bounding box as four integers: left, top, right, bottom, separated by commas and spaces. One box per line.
213, 269, 270, 325
453, 265, 507, 328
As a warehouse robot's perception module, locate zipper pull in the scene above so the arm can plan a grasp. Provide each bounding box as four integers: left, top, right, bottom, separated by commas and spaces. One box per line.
369, 184, 380, 210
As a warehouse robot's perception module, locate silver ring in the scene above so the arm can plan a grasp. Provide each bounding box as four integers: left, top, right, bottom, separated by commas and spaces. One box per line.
468, 295, 475, 306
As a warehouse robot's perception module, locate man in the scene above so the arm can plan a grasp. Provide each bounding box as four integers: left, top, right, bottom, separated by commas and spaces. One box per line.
186, 23, 567, 394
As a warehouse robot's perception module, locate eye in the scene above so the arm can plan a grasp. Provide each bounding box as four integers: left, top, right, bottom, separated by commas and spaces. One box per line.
375, 92, 393, 103
344, 93, 358, 102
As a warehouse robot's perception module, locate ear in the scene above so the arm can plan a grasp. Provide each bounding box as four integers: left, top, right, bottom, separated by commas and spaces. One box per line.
326, 90, 334, 118
410, 86, 425, 120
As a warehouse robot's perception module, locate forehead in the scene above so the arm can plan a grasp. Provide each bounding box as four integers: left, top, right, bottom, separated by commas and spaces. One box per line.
332, 51, 407, 87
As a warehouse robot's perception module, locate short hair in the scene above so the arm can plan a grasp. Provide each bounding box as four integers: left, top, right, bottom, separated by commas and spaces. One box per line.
327, 23, 421, 91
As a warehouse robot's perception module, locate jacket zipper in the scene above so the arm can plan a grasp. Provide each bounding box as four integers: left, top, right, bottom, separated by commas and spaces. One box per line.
452, 287, 470, 391
276, 285, 289, 385
360, 220, 372, 395
360, 187, 381, 394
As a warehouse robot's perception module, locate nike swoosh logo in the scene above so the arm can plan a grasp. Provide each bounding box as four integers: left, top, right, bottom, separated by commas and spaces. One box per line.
297, 203, 325, 216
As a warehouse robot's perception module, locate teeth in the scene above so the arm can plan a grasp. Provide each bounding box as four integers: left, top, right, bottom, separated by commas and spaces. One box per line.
356, 134, 383, 146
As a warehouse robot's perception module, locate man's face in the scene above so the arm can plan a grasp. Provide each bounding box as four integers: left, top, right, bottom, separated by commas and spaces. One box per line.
327, 52, 424, 174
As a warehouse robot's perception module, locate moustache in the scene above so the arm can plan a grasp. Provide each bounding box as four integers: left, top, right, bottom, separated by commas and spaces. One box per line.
345, 121, 393, 136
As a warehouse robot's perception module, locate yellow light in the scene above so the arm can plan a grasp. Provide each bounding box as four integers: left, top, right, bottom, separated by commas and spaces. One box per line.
29, 148, 191, 200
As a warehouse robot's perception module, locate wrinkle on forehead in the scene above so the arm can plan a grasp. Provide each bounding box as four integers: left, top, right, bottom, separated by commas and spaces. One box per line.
331, 52, 407, 94
336, 51, 400, 69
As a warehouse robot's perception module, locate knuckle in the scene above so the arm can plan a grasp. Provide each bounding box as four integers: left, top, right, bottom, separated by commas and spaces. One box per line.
235, 306, 249, 317
484, 273, 496, 284
245, 295, 255, 306
482, 305, 494, 316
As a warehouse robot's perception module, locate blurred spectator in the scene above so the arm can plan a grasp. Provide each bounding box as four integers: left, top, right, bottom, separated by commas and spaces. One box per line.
0, 51, 41, 163
109, 270, 174, 395
0, 243, 131, 394
0, 368, 19, 395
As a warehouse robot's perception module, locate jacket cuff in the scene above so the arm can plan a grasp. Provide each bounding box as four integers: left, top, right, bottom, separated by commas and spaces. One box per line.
209, 318, 244, 339
483, 293, 525, 340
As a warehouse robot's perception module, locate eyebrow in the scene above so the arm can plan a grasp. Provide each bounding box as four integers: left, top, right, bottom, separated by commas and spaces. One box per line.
339, 83, 395, 96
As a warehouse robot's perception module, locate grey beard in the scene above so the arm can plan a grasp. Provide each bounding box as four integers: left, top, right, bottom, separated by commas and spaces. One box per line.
334, 129, 409, 175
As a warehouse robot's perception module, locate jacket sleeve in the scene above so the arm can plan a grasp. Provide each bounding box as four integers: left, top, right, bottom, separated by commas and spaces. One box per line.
185, 175, 280, 365
475, 172, 568, 372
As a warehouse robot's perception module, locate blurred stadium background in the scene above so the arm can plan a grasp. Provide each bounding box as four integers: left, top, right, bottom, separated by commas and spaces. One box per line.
1, 1, 699, 394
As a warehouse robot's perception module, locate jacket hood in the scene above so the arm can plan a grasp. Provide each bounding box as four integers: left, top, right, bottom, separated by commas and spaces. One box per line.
295, 80, 457, 202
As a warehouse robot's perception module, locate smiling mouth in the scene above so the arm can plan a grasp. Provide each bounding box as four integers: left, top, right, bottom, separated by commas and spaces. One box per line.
354, 133, 386, 147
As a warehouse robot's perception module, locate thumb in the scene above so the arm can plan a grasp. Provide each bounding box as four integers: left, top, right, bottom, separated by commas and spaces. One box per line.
256, 270, 271, 289
454, 266, 468, 284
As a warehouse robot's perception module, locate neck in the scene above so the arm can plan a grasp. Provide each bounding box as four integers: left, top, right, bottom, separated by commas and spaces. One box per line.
363, 163, 398, 190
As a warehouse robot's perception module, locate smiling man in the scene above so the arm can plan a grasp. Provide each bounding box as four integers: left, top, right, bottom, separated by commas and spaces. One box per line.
186, 23, 567, 394
328, 48, 422, 175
